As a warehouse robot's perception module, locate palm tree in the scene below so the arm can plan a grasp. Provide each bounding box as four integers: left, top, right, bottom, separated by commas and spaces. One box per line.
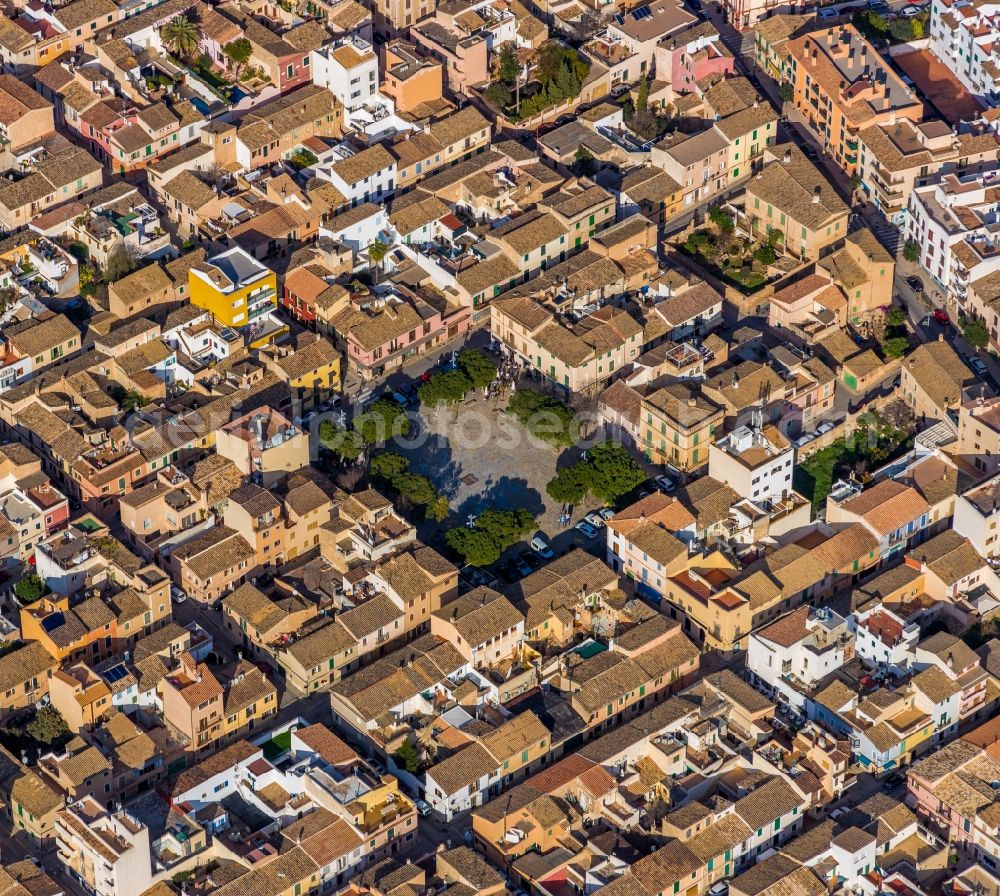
160, 16, 200, 59
368, 239, 388, 283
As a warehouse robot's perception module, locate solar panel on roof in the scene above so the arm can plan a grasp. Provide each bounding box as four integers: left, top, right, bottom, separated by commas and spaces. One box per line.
613, 12, 624, 24
631, 6, 652, 19
41, 612, 65, 633
104, 664, 128, 683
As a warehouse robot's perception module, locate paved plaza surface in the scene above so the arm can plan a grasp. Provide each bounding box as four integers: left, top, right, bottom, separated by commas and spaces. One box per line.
390, 390, 607, 551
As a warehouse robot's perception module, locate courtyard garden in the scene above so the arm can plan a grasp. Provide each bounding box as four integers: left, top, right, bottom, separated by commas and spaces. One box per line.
793, 404, 916, 510
681, 206, 782, 293
482, 44, 589, 122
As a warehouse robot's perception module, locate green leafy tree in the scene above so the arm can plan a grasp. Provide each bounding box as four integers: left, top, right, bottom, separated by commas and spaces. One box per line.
318, 421, 364, 461
394, 738, 421, 773
120, 389, 148, 413
222, 38, 253, 81
754, 245, 776, 265
485, 82, 512, 109
498, 44, 520, 84
584, 442, 645, 502
545, 442, 644, 505
883, 336, 909, 359
371, 452, 410, 481
357, 399, 410, 445
393, 472, 438, 508
886, 306, 907, 329
546, 463, 591, 504
287, 148, 318, 171
105, 246, 140, 282
160, 16, 200, 59
962, 317, 990, 349
709, 205, 734, 234
26, 707, 70, 746
903, 240, 920, 263
368, 239, 388, 282
636, 72, 649, 112
507, 389, 578, 448
572, 145, 596, 178
419, 370, 473, 405
446, 527, 502, 566
458, 350, 497, 390
14, 573, 47, 605
778, 82, 794, 103
428, 495, 450, 523
475, 508, 535, 550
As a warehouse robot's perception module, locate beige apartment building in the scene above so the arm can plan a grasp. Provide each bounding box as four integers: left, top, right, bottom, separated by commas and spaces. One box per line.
370, 0, 436, 36
640, 381, 724, 470
957, 395, 1000, 479
490, 297, 644, 393
170, 525, 257, 603
430, 587, 524, 667
744, 145, 850, 260
119, 470, 206, 559
216, 409, 309, 488
0, 76, 55, 152
900, 338, 977, 423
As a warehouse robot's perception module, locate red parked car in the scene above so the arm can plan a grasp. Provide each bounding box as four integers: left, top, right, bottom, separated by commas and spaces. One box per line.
933, 308, 950, 325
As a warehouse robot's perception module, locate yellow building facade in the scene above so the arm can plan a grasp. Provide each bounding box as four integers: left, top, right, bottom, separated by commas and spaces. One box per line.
189, 247, 280, 339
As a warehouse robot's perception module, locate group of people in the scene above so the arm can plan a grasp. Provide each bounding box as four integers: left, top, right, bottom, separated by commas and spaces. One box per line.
484, 352, 523, 400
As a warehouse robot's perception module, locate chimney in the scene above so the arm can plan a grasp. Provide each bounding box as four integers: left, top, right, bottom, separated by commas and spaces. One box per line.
812, 185, 822, 203
688, 397, 697, 407
783, 149, 792, 163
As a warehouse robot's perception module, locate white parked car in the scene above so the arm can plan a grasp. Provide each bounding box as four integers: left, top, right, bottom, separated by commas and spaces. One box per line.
171, 586, 187, 603
584, 511, 605, 529
654, 474, 676, 493
575, 520, 600, 539
530, 535, 553, 559
598, 507, 615, 521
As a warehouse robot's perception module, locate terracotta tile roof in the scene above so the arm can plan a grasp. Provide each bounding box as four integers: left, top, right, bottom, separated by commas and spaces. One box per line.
838, 479, 929, 536
746, 145, 849, 231
903, 339, 976, 409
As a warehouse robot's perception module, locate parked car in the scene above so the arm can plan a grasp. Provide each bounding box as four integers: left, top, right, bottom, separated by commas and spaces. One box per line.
584, 511, 605, 529
598, 507, 616, 521
415, 799, 433, 816
970, 357, 990, 378
906, 275, 924, 293
708, 883, 730, 896
900, 3, 923, 14
794, 433, 815, 449
816, 421, 835, 435
610, 82, 631, 97
399, 382, 419, 405
515, 555, 534, 576
802, 144, 819, 160
386, 388, 409, 408
575, 520, 600, 539
818, 6, 840, 17
171, 586, 187, 603
654, 474, 676, 493
933, 308, 950, 325
530, 535, 554, 558
884, 772, 906, 788
829, 806, 848, 820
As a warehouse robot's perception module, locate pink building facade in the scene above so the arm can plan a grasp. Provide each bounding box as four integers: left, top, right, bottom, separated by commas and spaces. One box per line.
654, 27, 734, 97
